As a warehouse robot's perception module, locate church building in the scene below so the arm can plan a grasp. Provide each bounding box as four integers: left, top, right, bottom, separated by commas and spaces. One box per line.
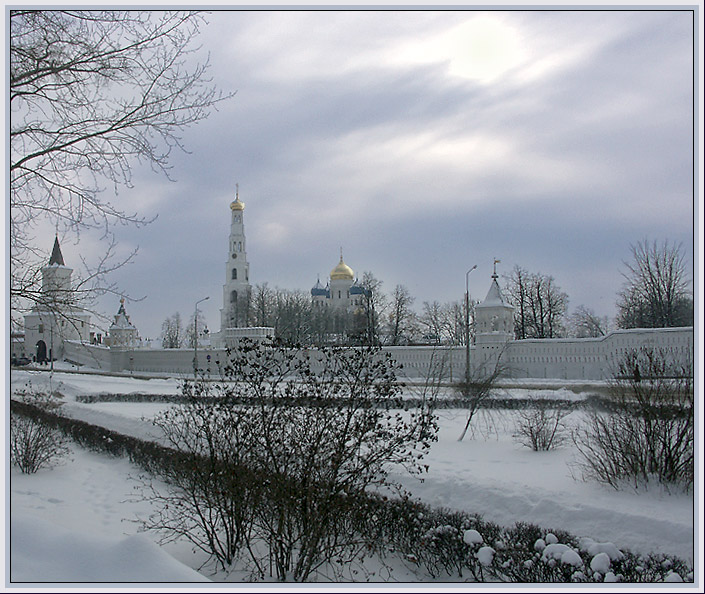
311, 250, 368, 310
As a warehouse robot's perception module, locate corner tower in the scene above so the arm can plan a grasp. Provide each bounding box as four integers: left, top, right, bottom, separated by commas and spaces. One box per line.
220, 186, 252, 331
473, 261, 514, 374
24, 237, 92, 362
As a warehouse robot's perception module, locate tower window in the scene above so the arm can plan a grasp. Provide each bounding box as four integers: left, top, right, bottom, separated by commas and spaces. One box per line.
232, 268, 237, 280
38, 324, 44, 334
231, 290, 238, 303
238, 242, 242, 252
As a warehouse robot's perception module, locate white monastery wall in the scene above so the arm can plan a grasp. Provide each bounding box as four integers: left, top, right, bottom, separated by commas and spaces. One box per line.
66, 326, 693, 381
63, 341, 113, 370
496, 326, 694, 380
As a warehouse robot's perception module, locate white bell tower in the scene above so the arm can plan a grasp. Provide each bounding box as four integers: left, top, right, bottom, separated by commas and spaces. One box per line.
220, 185, 252, 331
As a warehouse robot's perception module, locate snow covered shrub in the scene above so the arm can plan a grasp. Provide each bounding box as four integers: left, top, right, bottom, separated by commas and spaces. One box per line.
489, 523, 588, 582
513, 400, 570, 451
10, 390, 70, 474
573, 347, 693, 490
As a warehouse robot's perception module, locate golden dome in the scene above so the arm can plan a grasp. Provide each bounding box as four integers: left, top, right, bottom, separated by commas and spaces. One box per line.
330, 254, 354, 280
230, 196, 245, 211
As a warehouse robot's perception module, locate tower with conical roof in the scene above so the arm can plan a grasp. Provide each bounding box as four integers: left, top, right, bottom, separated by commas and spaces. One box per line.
220, 186, 252, 332
41, 236, 72, 294
473, 261, 514, 373
24, 237, 92, 362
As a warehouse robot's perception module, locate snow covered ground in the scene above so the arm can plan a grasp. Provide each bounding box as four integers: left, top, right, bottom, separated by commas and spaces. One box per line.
6, 366, 702, 588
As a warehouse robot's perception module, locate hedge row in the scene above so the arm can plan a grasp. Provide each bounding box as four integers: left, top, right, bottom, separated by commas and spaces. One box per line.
74, 392, 690, 419
10, 398, 693, 583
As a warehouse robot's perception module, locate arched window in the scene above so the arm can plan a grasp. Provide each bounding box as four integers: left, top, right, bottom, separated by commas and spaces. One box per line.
232, 268, 237, 280
231, 290, 238, 303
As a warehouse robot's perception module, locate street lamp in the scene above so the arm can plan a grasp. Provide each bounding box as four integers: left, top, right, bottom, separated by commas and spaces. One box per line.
465, 265, 477, 385
193, 296, 209, 377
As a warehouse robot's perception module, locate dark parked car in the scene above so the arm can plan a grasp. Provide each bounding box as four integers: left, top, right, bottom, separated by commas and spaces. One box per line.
11, 356, 31, 366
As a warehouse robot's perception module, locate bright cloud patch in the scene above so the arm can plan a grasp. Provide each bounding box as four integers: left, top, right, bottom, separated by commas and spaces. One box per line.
392, 15, 525, 83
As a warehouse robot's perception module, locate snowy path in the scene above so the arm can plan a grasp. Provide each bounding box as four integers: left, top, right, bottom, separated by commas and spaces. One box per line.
10, 448, 209, 583
395, 409, 694, 563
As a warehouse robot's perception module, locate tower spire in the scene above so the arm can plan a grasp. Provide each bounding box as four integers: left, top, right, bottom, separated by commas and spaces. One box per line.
49, 236, 65, 266
492, 258, 501, 279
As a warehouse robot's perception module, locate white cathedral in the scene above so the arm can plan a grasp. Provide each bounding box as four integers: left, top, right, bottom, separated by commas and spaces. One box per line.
311, 250, 369, 311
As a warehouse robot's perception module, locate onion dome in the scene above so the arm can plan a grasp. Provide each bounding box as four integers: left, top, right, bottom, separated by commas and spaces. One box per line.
311, 278, 329, 297
349, 283, 368, 296
110, 298, 136, 331
330, 253, 354, 281
230, 184, 245, 211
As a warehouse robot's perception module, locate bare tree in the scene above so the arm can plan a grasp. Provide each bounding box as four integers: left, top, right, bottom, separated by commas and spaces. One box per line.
185, 308, 208, 349
505, 265, 530, 339
419, 301, 444, 344
353, 272, 386, 345
568, 305, 611, 338
161, 312, 184, 348
274, 289, 313, 345
10, 10, 232, 322
505, 266, 568, 339
457, 351, 507, 441
513, 400, 570, 451
419, 300, 467, 345
386, 284, 417, 345
616, 240, 693, 329
441, 301, 468, 346
573, 347, 693, 490
250, 282, 275, 327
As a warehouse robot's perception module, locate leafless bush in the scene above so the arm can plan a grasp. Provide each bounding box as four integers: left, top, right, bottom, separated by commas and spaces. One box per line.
10, 390, 70, 474
572, 348, 693, 490
513, 401, 570, 451
456, 352, 507, 441
140, 340, 437, 580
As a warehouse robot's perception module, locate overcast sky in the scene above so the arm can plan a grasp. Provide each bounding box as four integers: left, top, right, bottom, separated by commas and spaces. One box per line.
48, 8, 696, 339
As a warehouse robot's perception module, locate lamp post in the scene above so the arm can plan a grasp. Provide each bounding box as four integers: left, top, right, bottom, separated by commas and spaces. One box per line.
193, 296, 209, 377
465, 265, 477, 385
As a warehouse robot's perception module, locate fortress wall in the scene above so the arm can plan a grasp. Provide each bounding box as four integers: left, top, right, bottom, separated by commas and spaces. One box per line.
63, 341, 113, 370
499, 326, 694, 380
382, 345, 465, 381
69, 327, 693, 382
